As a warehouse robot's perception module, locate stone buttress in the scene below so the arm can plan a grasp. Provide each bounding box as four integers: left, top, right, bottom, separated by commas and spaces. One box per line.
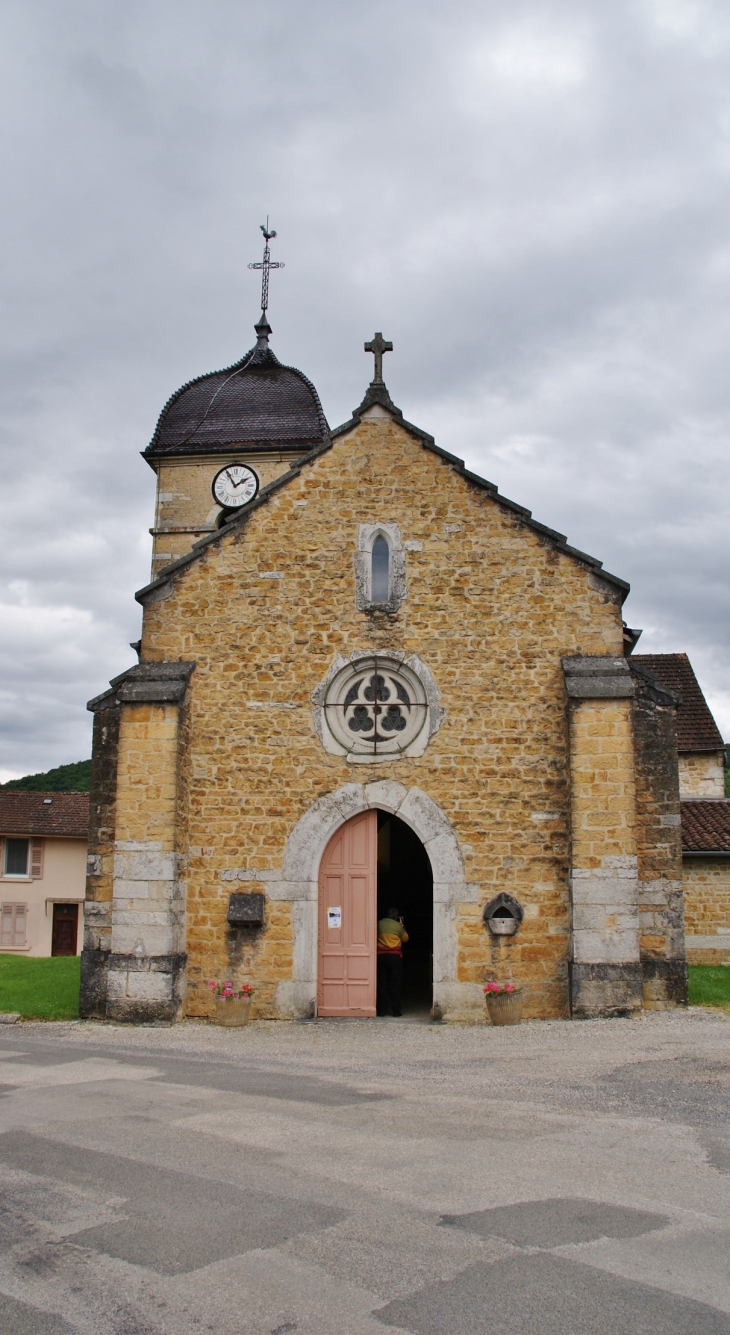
630, 662, 688, 1007
80, 662, 194, 1022
563, 656, 642, 1017
563, 656, 688, 1017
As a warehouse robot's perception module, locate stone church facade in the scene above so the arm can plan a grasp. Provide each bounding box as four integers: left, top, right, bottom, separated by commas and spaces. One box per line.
80, 312, 693, 1025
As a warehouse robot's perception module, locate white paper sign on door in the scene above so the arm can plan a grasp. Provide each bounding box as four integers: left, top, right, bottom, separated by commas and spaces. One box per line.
327, 906, 342, 930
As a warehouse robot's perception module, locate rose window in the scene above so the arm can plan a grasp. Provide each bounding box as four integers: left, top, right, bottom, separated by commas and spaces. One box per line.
323, 657, 428, 757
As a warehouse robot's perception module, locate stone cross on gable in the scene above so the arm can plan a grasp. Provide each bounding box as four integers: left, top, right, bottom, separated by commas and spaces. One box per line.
364, 332, 393, 384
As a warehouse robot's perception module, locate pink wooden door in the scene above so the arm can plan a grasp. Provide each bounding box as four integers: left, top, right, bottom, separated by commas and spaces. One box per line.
318, 810, 377, 1017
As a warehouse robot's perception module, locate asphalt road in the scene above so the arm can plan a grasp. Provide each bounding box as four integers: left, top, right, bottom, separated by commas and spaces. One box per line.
0, 1008, 729, 1334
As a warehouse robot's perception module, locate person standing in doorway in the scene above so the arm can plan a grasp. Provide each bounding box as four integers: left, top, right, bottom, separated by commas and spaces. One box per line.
377, 907, 409, 1017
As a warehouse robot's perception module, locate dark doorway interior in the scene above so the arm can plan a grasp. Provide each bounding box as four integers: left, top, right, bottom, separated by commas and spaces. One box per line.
51, 903, 79, 956
376, 811, 433, 1016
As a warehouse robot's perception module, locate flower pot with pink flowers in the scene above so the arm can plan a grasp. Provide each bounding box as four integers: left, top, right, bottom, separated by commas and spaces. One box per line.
483, 981, 523, 1026
207, 980, 253, 1026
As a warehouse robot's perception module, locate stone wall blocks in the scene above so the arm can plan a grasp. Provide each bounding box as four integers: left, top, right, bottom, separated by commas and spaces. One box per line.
123, 971, 174, 1002
570, 874, 639, 905
220, 868, 282, 882
603, 855, 638, 873
112, 909, 147, 926
275, 980, 316, 1018
84, 901, 111, 919
435, 981, 485, 1023
105, 971, 127, 1004
432, 880, 458, 905
84, 927, 111, 952
115, 840, 163, 853
573, 929, 640, 964
573, 905, 613, 931
111, 879, 149, 901
114, 850, 177, 882
111, 925, 178, 956
432, 900, 458, 985
292, 900, 317, 980
267, 879, 318, 902
638, 878, 683, 904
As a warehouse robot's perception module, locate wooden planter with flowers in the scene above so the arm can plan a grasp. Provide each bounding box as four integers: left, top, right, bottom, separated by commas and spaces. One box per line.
207, 980, 254, 1026
483, 981, 522, 1026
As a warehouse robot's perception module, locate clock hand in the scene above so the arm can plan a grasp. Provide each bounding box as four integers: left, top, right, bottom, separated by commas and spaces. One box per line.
225, 471, 244, 487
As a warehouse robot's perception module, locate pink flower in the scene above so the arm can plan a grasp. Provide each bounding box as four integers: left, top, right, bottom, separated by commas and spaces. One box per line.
505, 984, 515, 993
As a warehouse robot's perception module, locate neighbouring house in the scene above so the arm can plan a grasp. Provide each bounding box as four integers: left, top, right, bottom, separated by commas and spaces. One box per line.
632, 654, 729, 965
0, 791, 89, 956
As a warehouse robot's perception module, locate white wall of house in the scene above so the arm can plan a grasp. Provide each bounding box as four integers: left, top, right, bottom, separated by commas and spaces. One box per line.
678, 751, 725, 799
0, 837, 86, 956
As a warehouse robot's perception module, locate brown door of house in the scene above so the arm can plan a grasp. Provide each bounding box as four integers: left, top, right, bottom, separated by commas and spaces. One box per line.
318, 810, 377, 1017
51, 904, 79, 956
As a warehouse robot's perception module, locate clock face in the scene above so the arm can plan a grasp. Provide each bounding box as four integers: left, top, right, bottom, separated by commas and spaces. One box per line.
211, 464, 259, 509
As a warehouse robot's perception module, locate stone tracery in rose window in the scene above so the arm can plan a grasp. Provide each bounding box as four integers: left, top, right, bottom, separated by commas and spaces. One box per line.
323, 658, 429, 757
343, 672, 410, 736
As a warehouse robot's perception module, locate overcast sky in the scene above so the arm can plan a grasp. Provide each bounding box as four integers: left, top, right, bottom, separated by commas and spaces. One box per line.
1, 0, 729, 779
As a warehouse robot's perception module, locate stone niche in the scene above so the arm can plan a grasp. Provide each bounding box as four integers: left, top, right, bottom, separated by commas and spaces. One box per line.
483, 893, 524, 938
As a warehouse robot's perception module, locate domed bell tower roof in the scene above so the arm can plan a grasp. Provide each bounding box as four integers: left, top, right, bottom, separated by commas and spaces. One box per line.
144, 315, 328, 459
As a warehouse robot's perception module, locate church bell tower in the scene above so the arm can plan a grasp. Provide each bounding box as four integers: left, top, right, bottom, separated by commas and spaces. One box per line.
142, 227, 329, 581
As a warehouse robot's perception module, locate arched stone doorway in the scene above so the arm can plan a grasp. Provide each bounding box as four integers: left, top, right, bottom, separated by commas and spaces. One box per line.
316, 808, 435, 1018
271, 781, 468, 1021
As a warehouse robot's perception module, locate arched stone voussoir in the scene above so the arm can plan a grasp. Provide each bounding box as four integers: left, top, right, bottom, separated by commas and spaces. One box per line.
281, 784, 365, 882
277, 781, 469, 1018
363, 780, 408, 812
398, 788, 459, 848
282, 781, 466, 890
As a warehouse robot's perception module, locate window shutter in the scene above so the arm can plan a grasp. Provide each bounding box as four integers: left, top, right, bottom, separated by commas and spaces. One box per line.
1, 903, 14, 948
31, 839, 44, 879
13, 904, 27, 947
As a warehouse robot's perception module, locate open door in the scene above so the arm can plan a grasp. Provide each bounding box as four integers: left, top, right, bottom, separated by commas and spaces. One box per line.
317, 809, 377, 1017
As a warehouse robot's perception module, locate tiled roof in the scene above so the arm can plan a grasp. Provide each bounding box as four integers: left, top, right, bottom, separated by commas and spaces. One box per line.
0, 791, 89, 838
145, 345, 329, 457
632, 654, 724, 751
681, 800, 730, 853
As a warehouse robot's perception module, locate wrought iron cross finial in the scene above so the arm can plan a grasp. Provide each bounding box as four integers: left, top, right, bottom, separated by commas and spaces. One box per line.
364, 332, 393, 384
248, 217, 284, 315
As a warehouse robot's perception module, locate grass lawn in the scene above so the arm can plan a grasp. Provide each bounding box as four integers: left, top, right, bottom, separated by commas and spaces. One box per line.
688, 963, 730, 1012
0, 954, 80, 1019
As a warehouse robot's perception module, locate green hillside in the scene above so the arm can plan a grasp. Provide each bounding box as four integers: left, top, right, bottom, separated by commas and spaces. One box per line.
2, 759, 92, 792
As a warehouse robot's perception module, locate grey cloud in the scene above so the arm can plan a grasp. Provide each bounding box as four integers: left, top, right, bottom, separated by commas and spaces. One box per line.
1, 0, 729, 776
